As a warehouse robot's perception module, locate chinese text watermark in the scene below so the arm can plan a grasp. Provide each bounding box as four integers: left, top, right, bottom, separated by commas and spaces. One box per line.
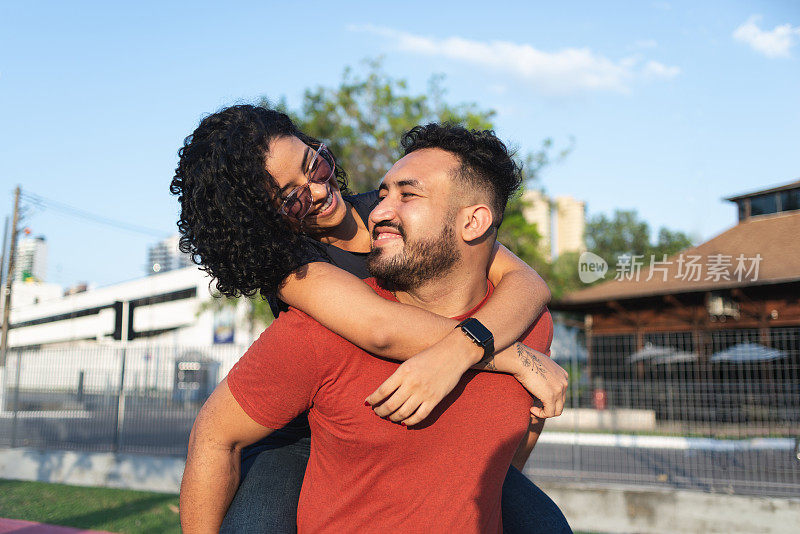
578, 252, 762, 284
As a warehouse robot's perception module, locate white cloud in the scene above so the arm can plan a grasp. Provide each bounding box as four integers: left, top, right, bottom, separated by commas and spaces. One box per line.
733, 15, 800, 58
349, 25, 679, 95
642, 60, 680, 79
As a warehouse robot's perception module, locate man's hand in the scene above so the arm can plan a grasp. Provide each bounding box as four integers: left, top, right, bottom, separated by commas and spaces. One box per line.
365, 330, 480, 426
511, 343, 568, 419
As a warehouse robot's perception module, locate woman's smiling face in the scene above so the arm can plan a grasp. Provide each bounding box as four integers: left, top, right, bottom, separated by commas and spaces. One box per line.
265, 135, 348, 233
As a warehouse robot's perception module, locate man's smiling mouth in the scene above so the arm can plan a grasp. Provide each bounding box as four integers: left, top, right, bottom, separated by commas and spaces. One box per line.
373, 225, 403, 243
374, 233, 401, 241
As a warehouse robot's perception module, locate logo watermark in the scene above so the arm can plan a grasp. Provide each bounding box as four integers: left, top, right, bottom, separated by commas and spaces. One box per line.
578, 253, 763, 284
578, 252, 609, 283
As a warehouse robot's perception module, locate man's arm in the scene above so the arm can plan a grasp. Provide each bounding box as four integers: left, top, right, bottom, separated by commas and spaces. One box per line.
180, 379, 275, 534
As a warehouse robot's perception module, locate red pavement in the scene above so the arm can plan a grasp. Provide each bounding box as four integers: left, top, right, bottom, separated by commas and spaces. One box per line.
0, 518, 114, 534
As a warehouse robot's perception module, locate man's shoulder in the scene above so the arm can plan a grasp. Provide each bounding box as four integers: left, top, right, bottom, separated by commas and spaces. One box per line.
519, 307, 554, 355
262, 306, 331, 341
244, 307, 345, 368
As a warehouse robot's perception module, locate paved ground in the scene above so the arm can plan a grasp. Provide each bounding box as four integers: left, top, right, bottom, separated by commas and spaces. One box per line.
528, 441, 800, 498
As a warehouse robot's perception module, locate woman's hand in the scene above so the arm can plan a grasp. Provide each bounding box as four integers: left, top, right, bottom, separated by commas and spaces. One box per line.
366, 338, 569, 426
365, 330, 481, 427
510, 343, 568, 419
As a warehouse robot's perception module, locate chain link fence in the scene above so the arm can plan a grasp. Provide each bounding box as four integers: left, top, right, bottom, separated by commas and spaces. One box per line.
0, 344, 245, 455
1, 327, 798, 497
528, 324, 800, 498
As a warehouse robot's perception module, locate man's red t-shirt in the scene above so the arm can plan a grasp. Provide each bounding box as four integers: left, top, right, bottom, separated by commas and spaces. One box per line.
227, 278, 553, 533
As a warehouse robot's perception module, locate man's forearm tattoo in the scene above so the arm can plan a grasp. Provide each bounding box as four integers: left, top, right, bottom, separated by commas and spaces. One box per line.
516, 343, 547, 377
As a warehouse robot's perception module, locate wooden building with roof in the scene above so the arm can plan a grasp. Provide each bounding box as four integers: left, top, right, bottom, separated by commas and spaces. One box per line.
551, 180, 800, 424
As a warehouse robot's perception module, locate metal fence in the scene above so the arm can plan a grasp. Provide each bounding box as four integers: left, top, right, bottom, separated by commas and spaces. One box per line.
0, 344, 246, 456
0, 328, 798, 498
528, 325, 800, 498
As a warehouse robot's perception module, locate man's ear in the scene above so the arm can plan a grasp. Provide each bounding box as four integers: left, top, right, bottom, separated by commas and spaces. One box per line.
460, 204, 494, 242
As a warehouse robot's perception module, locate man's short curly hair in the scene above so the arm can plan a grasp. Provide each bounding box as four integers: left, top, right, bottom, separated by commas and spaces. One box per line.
400, 123, 522, 227
170, 104, 349, 298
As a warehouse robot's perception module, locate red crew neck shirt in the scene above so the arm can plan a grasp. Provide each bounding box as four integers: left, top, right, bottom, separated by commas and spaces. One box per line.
227, 278, 553, 533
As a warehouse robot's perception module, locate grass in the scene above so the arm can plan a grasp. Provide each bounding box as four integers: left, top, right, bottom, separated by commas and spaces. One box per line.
0, 479, 180, 533
0, 479, 609, 534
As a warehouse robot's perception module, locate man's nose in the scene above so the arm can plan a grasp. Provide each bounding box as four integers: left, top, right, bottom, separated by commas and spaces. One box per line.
369, 196, 396, 225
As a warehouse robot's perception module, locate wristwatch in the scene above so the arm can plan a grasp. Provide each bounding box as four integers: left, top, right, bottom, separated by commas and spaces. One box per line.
456, 318, 495, 364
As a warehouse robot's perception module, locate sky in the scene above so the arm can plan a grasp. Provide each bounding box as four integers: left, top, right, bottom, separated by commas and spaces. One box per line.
1, 0, 798, 288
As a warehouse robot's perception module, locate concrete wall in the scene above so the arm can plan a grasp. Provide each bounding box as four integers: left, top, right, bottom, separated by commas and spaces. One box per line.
0, 447, 183, 494
539, 481, 800, 534
544, 408, 657, 432
1, 448, 798, 533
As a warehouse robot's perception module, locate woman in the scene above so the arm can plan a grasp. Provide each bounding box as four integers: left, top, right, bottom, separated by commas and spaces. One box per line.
171, 105, 571, 533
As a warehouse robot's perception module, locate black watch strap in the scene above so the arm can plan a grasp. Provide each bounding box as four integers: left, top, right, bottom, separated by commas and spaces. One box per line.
456, 318, 495, 363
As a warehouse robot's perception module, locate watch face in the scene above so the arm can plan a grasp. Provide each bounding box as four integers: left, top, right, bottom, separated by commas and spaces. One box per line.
462, 318, 493, 345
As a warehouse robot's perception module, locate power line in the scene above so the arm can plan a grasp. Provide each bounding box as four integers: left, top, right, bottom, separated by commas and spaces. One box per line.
20, 190, 169, 238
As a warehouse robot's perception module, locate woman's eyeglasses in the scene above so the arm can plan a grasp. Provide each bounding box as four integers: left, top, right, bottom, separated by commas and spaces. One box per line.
278, 143, 336, 220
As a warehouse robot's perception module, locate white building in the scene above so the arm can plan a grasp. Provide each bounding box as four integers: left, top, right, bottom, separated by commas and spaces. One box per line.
13, 236, 47, 282
0, 267, 265, 409
521, 191, 587, 260
554, 195, 586, 257
147, 235, 193, 275
522, 190, 553, 260
5, 266, 259, 350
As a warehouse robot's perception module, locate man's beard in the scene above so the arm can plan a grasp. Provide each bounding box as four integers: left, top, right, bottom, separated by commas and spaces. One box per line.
367, 222, 460, 292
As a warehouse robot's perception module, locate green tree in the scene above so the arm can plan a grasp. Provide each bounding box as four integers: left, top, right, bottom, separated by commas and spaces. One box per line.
585, 209, 694, 267
496, 190, 548, 273
653, 227, 694, 257
261, 58, 570, 295
197, 294, 274, 340
261, 59, 495, 193
546, 251, 585, 301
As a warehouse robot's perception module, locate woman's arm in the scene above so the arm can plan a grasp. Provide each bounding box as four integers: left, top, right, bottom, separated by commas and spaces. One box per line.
277, 245, 563, 425
278, 243, 549, 358
482, 243, 551, 351
279, 261, 454, 358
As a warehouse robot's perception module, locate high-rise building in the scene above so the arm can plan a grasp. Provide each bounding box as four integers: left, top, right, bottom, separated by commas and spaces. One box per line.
554, 196, 586, 257
147, 235, 193, 275
14, 236, 47, 282
521, 190, 552, 260
521, 191, 587, 261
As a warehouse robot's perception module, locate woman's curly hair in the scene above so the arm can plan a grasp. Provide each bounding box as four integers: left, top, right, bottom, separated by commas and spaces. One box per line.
170, 104, 349, 298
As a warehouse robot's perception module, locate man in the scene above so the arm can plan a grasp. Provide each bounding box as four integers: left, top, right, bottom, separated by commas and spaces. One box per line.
180, 124, 569, 533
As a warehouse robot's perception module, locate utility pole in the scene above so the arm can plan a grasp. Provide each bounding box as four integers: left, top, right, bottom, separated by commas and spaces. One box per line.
0, 216, 8, 303
1, 186, 21, 367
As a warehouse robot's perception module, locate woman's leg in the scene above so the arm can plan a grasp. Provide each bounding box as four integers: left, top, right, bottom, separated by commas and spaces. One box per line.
220, 434, 311, 534
501, 465, 572, 534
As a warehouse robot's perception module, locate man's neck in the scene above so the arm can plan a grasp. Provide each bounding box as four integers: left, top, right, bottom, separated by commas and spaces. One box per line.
314, 201, 371, 253
392, 264, 488, 318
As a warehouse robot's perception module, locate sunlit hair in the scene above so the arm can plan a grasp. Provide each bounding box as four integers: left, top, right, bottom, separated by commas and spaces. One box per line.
401, 123, 522, 227
170, 104, 349, 298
